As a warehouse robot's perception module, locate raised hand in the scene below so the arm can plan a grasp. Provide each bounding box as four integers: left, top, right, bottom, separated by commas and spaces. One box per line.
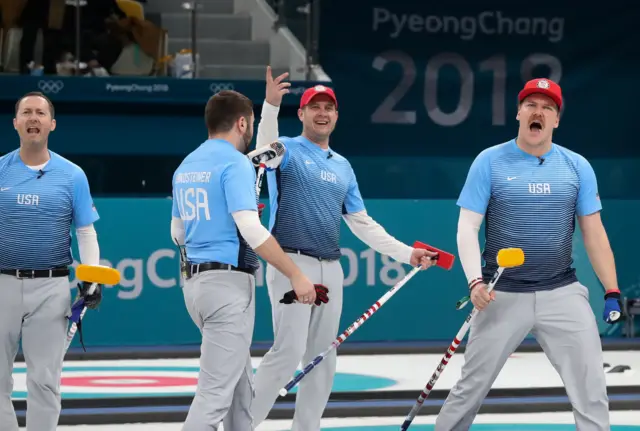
265, 65, 291, 107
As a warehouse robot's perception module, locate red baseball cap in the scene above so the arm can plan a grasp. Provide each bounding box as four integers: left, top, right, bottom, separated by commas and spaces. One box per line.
300, 85, 338, 108
518, 78, 563, 110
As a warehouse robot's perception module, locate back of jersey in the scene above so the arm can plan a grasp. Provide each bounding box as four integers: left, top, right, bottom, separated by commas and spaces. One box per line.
172, 139, 259, 270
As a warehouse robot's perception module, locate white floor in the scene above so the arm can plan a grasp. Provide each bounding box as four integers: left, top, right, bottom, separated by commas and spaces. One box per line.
21, 411, 640, 430
12, 351, 640, 399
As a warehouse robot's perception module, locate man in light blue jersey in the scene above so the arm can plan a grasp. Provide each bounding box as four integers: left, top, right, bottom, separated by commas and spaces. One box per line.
170, 89, 317, 431
0, 92, 102, 431
435, 78, 622, 431
249, 67, 438, 430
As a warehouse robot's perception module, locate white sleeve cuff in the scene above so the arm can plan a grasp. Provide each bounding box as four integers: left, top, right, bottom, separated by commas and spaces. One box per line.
343, 211, 413, 264
171, 216, 185, 246
256, 101, 280, 149
232, 210, 271, 249
457, 207, 484, 284
76, 224, 100, 266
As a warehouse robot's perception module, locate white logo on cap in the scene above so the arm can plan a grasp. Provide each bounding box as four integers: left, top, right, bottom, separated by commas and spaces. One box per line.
314, 85, 327, 92
537, 80, 550, 89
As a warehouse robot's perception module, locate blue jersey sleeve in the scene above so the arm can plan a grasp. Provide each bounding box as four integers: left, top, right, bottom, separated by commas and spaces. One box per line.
223, 158, 259, 213
72, 169, 100, 228
457, 150, 492, 215
343, 169, 366, 214
278, 137, 292, 170
576, 156, 602, 216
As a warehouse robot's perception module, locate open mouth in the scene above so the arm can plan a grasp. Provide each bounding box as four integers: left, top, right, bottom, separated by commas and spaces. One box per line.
26, 127, 40, 134
529, 121, 543, 132
314, 119, 329, 126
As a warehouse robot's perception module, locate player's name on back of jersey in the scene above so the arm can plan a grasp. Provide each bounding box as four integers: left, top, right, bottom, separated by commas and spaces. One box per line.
1, 76, 319, 107
174, 172, 212, 184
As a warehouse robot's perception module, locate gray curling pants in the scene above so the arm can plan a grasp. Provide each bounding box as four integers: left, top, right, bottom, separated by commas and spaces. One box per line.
181, 269, 256, 431
0, 274, 71, 431
435, 282, 610, 431
252, 252, 344, 431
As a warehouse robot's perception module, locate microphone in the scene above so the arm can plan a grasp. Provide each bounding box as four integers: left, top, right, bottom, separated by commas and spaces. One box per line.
538, 157, 545, 165
327, 151, 332, 159
37, 169, 45, 179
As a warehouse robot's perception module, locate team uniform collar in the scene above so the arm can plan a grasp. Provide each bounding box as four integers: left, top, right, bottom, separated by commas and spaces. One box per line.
510, 138, 556, 161
9, 148, 58, 170
297, 135, 332, 155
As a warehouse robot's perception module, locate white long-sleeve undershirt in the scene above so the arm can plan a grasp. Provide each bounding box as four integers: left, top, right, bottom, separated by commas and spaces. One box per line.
231, 210, 271, 248
343, 210, 413, 265
171, 211, 271, 251
76, 224, 100, 266
457, 207, 484, 284
256, 101, 280, 150
171, 217, 186, 246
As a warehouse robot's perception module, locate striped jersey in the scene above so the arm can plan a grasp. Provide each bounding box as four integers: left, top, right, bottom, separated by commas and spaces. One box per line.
266, 135, 365, 260
0, 149, 99, 269
172, 139, 259, 270
457, 139, 601, 292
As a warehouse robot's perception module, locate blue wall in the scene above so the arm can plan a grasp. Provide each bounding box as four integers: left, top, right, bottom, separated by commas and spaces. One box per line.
65, 197, 638, 349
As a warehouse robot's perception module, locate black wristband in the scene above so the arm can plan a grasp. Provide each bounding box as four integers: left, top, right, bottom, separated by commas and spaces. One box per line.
605, 290, 621, 300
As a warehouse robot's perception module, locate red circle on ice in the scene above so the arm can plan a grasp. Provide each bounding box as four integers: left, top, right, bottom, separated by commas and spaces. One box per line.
61, 375, 197, 388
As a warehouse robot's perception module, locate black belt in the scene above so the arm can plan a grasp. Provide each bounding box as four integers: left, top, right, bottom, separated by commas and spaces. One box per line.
282, 247, 338, 262
188, 262, 255, 278
0, 267, 70, 279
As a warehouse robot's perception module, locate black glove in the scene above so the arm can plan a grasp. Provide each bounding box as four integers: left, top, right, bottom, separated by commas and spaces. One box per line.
280, 284, 329, 306
77, 281, 102, 309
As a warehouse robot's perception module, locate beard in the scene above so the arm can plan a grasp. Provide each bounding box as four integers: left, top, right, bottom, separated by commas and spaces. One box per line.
241, 127, 253, 155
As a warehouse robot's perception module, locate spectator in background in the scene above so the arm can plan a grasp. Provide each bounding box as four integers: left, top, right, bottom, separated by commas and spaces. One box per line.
17, 0, 52, 74
110, 12, 164, 76
54, 0, 127, 75
2, 0, 163, 76
1, 0, 126, 75
0, 0, 65, 74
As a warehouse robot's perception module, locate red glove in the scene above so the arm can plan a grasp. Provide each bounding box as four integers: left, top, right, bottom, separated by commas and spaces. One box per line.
258, 203, 265, 219
314, 284, 329, 305
280, 284, 329, 306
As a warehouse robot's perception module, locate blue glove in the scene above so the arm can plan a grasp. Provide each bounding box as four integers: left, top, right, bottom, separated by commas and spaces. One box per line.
603, 291, 623, 324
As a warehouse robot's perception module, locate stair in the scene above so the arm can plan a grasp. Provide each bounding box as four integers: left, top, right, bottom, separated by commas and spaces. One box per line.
147, 0, 281, 80
161, 13, 252, 40
168, 39, 270, 66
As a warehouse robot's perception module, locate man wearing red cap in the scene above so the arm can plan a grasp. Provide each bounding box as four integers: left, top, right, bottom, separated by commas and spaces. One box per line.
435, 78, 622, 430
247, 67, 438, 429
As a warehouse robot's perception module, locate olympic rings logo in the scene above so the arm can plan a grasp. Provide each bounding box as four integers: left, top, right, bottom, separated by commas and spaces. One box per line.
37, 80, 64, 94
209, 83, 235, 94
